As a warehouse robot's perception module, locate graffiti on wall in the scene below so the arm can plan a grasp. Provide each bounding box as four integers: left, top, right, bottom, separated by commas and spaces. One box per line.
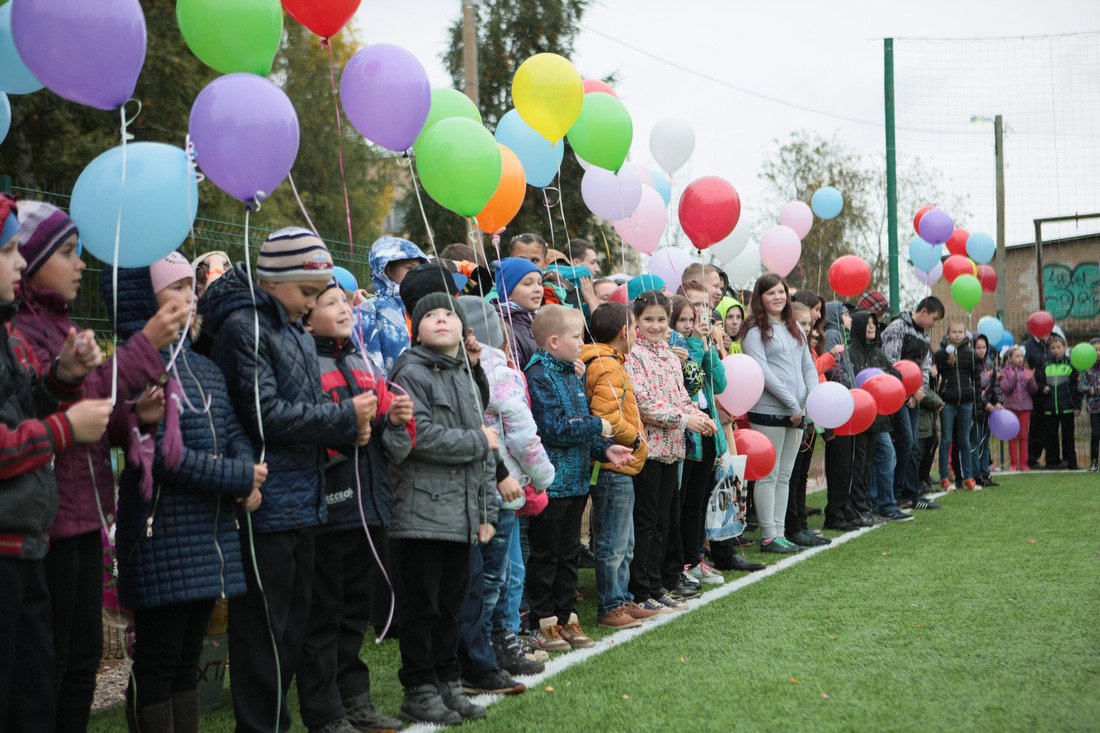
1044, 262, 1099, 320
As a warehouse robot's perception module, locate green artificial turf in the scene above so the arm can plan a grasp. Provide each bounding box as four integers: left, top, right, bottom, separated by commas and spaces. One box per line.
90, 472, 1099, 732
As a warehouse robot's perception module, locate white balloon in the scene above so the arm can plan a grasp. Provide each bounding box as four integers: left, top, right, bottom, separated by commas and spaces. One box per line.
707, 222, 751, 263
724, 239, 761, 287
649, 116, 695, 176
574, 150, 591, 170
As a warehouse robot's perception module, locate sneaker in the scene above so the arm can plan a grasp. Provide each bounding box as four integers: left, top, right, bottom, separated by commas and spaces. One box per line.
670, 579, 701, 601
598, 604, 643, 629
461, 668, 525, 696
490, 630, 545, 676
399, 684, 462, 727
939, 479, 953, 491
309, 718, 358, 733
518, 637, 550, 663
760, 537, 802, 554
343, 696, 404, 733
786, 529, 830, 547
679, 567, 702, 589
883, 509, 915, 522
898, 500, 914, 509
530, 618, 571, 653
912, 497, 942, 510
1021, 463, 1031, 472
558, 613, 595, 649
823, 519, 859, 531
871, 512, 894, 525
805, 505, 822, 516
655, 593, 689, 612
919, 479, 933, 494
439, 680, 488, 719
624, 601, 662, 622
1091, 460, 1098, 472
862, 511, 887, 526
687, 560, 725, 585
638, 597, 673, 615
962, 478, 981, 491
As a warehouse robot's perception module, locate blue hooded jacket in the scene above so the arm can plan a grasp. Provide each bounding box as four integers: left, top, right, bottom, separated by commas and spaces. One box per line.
356, 237, 427, 377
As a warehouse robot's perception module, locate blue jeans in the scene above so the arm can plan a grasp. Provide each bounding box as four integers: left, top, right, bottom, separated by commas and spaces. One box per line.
482, 509, 514, 635
892, 403, 921, 505
590, 469, 636, 619
870, 432, 898, 514
940, 403, 976, 481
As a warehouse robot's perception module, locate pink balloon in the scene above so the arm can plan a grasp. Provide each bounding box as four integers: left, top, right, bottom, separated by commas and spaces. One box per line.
717, 354, 765, 415
759, 225, 801, 277
915, 261, 943, 287
582, 164, 642, 221
647, 247, 693, 291
632, 163, 653, 188
613, 186, 666, 255
779, 201, 813, 239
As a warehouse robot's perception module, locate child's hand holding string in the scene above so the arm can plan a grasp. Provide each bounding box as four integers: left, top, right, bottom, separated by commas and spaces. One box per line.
142, 301, 186, 350
66, 399, 113, 443
352, 392, 378, 429
135, 386, 165, 426
387, 394, 414, 427
497, 475, 523, 503
57, 328, 104, 382
480, 425, 500, 451
478, 523, 495, 544
239, 464, 266, 513
464, 328, 482, 365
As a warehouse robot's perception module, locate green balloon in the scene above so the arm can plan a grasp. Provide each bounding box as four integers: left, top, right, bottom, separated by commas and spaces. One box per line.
950, 274, 982, 312
413, 89, 483, 152
1071, 342, 1098, 371
566, 93, 633, 172
416, 117, 502, 218
177, 0, 283, 77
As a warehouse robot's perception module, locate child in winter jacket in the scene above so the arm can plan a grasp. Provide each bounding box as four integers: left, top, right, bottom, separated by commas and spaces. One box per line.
493, 258, 543, 371
0, 196, 110, 731
933, 321, 981, 490
13, 201, 179, 731
1082, 338, 1100, 471
525, 305, 632, 652
386, 292, 500, 725
1036, 335, 1081, 469
298, 281, 414, 733
998, 346, 1039, 471
104, 253, 267, 732
356, 237, 427, 376
972, 334, 1004, 484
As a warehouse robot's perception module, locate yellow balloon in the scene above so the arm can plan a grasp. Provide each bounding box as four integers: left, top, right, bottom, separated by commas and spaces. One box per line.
511, 53, 583, 143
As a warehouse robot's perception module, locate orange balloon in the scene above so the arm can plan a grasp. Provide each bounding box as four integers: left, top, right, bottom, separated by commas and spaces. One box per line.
476, 144, 526, 235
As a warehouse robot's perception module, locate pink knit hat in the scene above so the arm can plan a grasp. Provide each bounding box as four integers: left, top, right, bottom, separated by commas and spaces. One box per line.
149, 252, 194, 294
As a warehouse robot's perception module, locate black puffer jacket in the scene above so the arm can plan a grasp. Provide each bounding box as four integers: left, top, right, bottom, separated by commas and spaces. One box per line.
103, 263, 253, 609
840, 310, 901, 432
822, 302, 849, 383
198, 263, 359, 532
934, 334, 981, 405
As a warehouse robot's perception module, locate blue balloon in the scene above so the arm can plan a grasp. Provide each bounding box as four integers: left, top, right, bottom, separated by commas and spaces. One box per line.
907, 235, 943, 273
811, 186, 843, 219
650, 167, 671, 206
494, 108, 564, 188
70, 142, 199, 267
0, 4, 43, 94
855, 367, 884, 388
966, 232, 995, 265
999, 331, 1015, 350
977, 315, 1004, 346
0, 93, 9, 145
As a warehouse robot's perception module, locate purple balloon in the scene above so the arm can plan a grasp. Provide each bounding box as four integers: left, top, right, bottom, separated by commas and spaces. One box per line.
918, 208, 954, 245
915, 261, 943, 287
581, 164, 642, 221
189, 74, 300, 206
855, 367, 885, 388
13, 0, 146, 110
989, 410, 1021, 441
341, 44, 431, 153
805, 381, 855, 429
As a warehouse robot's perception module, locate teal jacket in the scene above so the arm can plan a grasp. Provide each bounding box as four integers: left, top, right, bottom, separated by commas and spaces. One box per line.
686, 336, 728, 458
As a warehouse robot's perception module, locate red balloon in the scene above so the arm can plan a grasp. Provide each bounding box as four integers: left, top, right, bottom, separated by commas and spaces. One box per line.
582, 79, 618, 98
976, 265, 997, 293
1026, 311, 1054, 340
283, 0, 362, 38
733, 428, 777, 481
943, 255, 976, 284
945, 227, 970, 257
913, 205, 935, 235
834, 389, 876, 436
892, 360, 923, 396
862, 374, 905, 415
828, 255, 871, 297
678, 176, 741, 250
608, 283, 629, 305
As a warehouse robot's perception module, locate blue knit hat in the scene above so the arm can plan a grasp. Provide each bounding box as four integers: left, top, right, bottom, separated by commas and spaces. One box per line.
494, 257, 541, 303
627, 273, 665, 301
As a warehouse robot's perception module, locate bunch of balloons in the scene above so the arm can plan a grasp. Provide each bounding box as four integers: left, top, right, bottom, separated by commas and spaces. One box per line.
758, 187, 845, 278
909, 205, 1000, 312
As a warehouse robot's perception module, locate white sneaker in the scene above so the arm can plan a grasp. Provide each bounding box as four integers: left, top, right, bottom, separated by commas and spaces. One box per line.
687, 560, 725, 585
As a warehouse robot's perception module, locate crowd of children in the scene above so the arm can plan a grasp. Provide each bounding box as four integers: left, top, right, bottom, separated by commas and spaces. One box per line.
1, 198, 1098, 732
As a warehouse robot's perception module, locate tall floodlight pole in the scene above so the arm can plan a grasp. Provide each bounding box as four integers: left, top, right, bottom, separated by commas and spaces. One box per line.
884, 38, 900, 314
462, 0, 482, 252
994, 114, 1006, 318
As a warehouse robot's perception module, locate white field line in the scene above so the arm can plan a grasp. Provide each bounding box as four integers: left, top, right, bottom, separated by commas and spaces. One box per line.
405, 492, 950, 731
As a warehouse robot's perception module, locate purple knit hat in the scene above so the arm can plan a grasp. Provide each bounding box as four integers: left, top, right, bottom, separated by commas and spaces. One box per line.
17, 201, 79, 279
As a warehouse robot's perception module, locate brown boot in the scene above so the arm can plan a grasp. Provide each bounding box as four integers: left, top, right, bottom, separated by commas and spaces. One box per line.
171, 690, 199, 733
125, 699, 174, 733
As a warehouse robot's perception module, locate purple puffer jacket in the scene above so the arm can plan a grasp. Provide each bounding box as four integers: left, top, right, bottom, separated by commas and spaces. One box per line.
998, 364, 1038, 412
13, 283, 165, 539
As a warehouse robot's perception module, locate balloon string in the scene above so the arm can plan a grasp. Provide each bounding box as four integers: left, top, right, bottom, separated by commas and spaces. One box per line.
326, 41, 355, 253
287, 172, 321, 238
542, 187, 557, 251
404, 156, 436, 250
109, 101, 140, 406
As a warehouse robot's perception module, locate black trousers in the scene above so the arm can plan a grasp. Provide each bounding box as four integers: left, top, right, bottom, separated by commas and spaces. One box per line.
679, 438, 718, 568
130, 599, 215, 707
526, 495, 587, 625
1044, 412, 1077, 467
851, 434, 874, 516
0, 557, 55, 732
785, 426, 816, 534
299, 526, 385, 728
919, 434, 938, 484
389, 538, 470, 689
44, 530, 102, 733
229, 528, 316, 733
1091, 413, 1100, 461
1027, 408, 1048, 466
629, 460, 679, 601
824, 435, 855, 525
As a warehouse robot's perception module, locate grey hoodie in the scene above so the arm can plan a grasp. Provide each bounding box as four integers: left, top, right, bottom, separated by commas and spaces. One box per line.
741, 319, 818, 417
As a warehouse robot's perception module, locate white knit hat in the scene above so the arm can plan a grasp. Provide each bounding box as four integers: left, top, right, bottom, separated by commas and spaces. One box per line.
256, 227, 333, 283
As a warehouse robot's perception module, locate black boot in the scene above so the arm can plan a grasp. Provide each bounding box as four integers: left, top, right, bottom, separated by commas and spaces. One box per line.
398, 683, 461, 726
343, 691, 404, 732
170, 691, 199, 733
438, 679, 487, 720
125, 700, 174, 733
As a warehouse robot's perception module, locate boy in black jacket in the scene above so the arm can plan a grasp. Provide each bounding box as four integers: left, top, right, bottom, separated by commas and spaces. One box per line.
1036, 335, 1080, 469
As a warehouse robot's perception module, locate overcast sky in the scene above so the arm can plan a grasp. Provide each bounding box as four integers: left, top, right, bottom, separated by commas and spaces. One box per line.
353, 1, 1100, 270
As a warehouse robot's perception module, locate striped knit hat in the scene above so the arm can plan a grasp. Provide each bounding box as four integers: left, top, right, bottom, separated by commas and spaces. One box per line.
256, 227, 333, 283
17, 201, 79, 279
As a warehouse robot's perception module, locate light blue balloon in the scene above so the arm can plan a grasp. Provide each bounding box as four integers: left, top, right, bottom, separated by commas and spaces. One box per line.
1000, 331, 1014, 350
0, 93, 9, 145
907, 235, 943, 273
70, 142, 199, 267
0, 4, 43, 94
810, 186, 843, 219
494, 108, 563, 188
966, 232, 995, 265
977, 315, 1004, 346
650, 167, 671, 206
331, 266, 358, 292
